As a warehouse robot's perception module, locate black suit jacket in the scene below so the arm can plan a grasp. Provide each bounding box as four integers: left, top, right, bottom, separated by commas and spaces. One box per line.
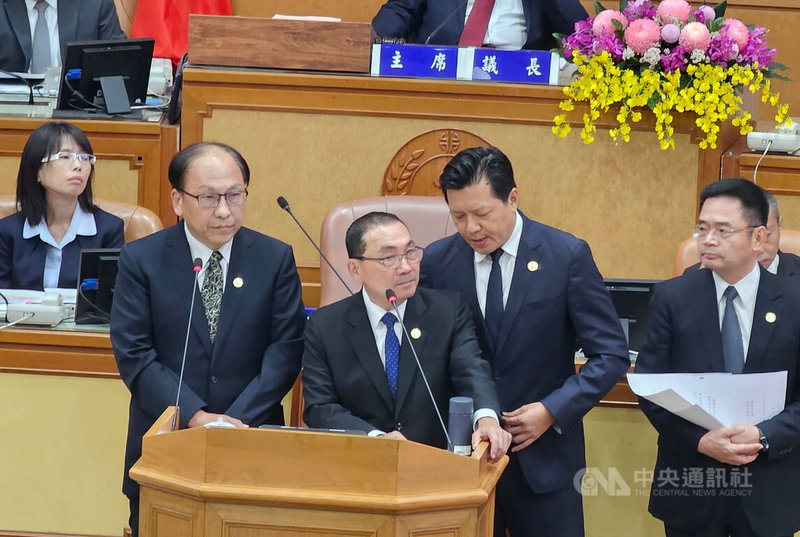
0, 208, 123, 290
371, 0, 587, 50
420, 214, 630, 492
0, 0, 126, 72
635, 267, 800, 536
685, 250, 800, 280
111, 222, 306, 498
302, 287, 500, 449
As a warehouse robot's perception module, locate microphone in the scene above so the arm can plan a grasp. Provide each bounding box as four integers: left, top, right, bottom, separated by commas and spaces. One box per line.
276, 196, 354, 296
0, 69, 35, 105
424, 0, 471, 45
385, 288, 453, 450
172, 257, 203, 432
448, 396, 474, 455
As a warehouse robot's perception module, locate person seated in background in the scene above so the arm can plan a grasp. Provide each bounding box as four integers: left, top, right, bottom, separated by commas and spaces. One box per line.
302, 211, 511, 461
371, 0, 587, 50
0, 121, 124, 290
0, 0, 126, 74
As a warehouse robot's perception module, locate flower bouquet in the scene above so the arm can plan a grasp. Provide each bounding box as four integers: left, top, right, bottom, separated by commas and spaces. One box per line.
552, 0, 790, 150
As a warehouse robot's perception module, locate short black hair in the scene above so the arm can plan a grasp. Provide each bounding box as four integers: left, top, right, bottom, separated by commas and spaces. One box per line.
168, 142, 250, 190
345, 212, 405, 258
17, 122, 97, 225
763, 190, 780, 221
699, 178, 768, 227
439, 146, 516, 203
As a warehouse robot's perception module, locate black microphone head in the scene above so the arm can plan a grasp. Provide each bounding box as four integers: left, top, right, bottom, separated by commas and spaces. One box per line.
193, 258, 203, 271
276, 196, 290, 211
385, 289, 397, 303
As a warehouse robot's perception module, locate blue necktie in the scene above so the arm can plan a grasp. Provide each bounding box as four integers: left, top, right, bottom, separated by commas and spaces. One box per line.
721, 286, 744, 374
381, 312, 400, 400
30, 2, 51, 74
485, 249, 504, 343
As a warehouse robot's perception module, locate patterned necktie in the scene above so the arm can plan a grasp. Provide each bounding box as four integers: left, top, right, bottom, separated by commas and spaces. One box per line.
30, 2, 51, 74
458, 0, 497, 47
484, 248, 504, 343
721, 286, 744, 374
201, 251, 223, 343
381, 312, 400, 401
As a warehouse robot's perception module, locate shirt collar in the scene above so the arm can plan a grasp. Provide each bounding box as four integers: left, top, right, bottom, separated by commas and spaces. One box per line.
362, 287, 407, 330
26, 0, 57, 14
474, 211, 523, 265
766, 253, 779, 274
712, 261, 761, 306
23, 203, 96, 247
183, 223, 234, 269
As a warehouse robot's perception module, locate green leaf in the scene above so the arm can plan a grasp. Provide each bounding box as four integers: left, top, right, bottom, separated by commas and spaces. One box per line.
647, 92, 662, 110
593, 0, 607, 16
708, 18, 724, 32
611, 19, 624, 32
769, 62, 789, 71
619, 0, 629, 12
713, 0, 727, 19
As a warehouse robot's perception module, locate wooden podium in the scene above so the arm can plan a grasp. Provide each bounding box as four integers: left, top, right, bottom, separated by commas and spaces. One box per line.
131, 408, 507, 537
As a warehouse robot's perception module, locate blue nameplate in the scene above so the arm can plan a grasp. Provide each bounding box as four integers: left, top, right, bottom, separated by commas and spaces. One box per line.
464, 49, 558, 85
371, 44, 458, 80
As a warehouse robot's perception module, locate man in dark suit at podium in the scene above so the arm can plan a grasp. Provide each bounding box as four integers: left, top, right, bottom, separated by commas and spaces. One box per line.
371, 0, 587, 50
302, 211, 511, 460
420, 146, 630, 537
111, 142, 306, 537
636, 178, 800, 537
0, 0, 126, 73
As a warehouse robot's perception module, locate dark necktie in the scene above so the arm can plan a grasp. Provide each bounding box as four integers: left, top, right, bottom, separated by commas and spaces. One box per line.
484, 249, 504, 343
201, 251, 223, 343
381, 312, 400, 401
30, 2, 51, 74
721, 286, 744, 374
459, 0, 496, 47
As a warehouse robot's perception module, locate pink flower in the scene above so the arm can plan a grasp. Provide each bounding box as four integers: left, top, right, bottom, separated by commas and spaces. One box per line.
661, 23, 680, 43
592, 10, 628, 36
679, 22, 711, 51
696, 5, 716, 23
724, 18, 750, 49
624, 18, 661, 54
656, 0, 691, 23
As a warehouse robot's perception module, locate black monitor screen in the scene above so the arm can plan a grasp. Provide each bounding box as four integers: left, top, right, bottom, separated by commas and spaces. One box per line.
76, 248, 120, 324
56, 38, 154, 115
604, 279, 660, 353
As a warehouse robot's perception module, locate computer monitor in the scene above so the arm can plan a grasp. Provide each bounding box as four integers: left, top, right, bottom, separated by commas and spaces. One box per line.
604, 278, 660, 354
56, 38, 154, 116
75, 248, 120, 324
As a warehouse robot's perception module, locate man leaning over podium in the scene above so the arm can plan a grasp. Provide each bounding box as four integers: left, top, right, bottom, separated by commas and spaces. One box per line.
302, 211, 511, 460
111, 142, 306, 537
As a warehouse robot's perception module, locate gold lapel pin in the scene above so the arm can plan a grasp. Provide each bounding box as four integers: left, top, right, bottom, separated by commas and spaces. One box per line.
765, 312, 776, 323
232, 276, 244, 289
527, 260, 539, 272
410, 328, 422, 340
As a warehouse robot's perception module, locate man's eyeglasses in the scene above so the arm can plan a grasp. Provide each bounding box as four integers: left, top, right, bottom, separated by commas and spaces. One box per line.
180, 189, 248, 208
692, 224, 756, 240
354, 247, 424, 269
41, 152, 96, 165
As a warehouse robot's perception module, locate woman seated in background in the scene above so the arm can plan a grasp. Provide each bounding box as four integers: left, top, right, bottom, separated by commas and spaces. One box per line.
0, 122, 124, 291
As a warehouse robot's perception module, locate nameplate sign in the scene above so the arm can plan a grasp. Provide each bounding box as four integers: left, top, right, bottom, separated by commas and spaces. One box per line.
465, 49, 558, 85
371, 44, 458, 79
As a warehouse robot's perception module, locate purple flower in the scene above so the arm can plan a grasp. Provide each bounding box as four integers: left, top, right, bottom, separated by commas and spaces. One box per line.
593, 31, 625, 60
692, 5, 716, 24
563, 17, 595, 57
707, 29, 738, 65
623, 0, 657, 20
739, 26, 777, 66
661, 45, 688, 71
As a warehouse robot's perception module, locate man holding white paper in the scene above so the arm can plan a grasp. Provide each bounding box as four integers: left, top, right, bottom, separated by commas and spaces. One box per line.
635, 178, 800, 537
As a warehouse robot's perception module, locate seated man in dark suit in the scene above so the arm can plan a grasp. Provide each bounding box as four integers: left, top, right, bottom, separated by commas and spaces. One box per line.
371, 0, 587, 50
302, 211, 510, 460
636, 177, 800, 537
111, 142, 306, 537
0, 0, 126, 73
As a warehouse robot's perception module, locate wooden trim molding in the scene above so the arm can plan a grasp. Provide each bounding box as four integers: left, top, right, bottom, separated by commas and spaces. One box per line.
0, 531, 116, 537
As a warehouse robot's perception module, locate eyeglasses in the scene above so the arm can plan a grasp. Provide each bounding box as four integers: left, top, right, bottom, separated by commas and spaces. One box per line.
41, 152, 96, 165
354, 247, 424, 269
180, 189, 248, 208
692, 224, 756, 240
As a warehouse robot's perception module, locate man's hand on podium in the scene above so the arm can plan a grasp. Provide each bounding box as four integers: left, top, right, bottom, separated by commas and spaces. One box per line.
188, 409, 249, 429
381, 430, 408, 440
473, 417, 512, 462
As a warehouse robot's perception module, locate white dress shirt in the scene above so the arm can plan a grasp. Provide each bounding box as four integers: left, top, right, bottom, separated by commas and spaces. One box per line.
23, 203, 96, 289
184, 225, 233, 292
712, 262, 761, 361
25, 0, 61, 72
475, 211, 522, 317
766, 253, 779, 274
465, 0, 527, 50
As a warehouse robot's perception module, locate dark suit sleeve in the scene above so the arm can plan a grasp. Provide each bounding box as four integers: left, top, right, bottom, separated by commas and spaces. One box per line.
634, 286, 708, 454
543, 0, 588, 36
225, 245, 305, 423
111, 244, 207, 428
302, 311, 381, 433
372, 0, 427, 39
99, 213, 125, 247
98, 0, 127, 39
0, 219, 13, 288
540, 240, 630, 428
